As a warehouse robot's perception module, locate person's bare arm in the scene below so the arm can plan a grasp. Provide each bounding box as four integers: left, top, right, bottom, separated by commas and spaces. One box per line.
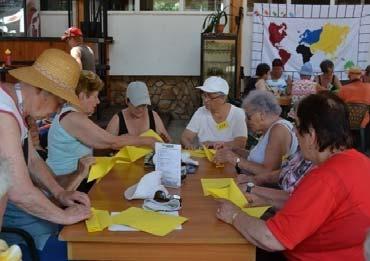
237, 124, 291, 174
181, 129, 198, 149
215, 125, 291, 175
61, 112, 156, 149
217, 200, 285, 251
152, 111, 172, 143
105, 114, 119, 136
27, 139, 64, 197
70, 48, 83, 69
226, 136, 247, 149
0, 113, 90, 224
54, 156, 95, 191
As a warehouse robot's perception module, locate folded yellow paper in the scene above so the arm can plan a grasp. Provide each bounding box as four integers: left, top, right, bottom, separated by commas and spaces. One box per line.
241, 206, 271, 218
202, 146, 223, 168
201, 178, 270, 218
85, 208, 112, 232
183, 149, 207, 158
111, 207, 188, 236
87, 157, 116, 183
88, 129, 163, 182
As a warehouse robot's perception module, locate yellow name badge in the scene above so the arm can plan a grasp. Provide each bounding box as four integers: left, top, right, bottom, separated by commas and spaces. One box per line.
216, 121, 229, 131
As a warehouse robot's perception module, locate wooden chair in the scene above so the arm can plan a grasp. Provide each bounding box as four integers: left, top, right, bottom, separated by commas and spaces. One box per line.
347, 103, 369, 153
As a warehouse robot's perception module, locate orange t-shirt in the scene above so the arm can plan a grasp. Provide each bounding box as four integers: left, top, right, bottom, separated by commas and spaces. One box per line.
339, 80, 370, 127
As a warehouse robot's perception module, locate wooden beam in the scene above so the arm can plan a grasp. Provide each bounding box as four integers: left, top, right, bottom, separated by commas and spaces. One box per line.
230, 0, 243, 98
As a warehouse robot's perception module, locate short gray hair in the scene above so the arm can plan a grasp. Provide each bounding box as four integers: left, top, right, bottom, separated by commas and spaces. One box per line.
0, 157, 10, 198
242, 90, 282, 116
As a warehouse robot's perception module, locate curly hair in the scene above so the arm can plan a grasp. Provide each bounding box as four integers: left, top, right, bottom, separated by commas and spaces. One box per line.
75, 70, 104, 97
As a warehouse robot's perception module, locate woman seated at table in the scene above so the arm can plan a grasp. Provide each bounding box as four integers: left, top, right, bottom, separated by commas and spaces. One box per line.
216, 92, 370, 260
266, 58, 292, 95
47, 71, 158, 190
214, 90, 297, 175
314, 59, 342, 92
181, 76, 248, 149
237, 148, 313, 210
106, 81, 171, 142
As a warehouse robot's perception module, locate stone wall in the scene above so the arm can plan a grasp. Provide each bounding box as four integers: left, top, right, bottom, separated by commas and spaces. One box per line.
109, 76, 201, 120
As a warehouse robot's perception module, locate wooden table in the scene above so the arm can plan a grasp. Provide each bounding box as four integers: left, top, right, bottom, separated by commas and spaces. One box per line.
59, 159, 256, 261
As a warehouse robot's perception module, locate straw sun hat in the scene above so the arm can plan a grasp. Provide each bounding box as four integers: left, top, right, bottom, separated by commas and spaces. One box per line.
9, 48, 81, 107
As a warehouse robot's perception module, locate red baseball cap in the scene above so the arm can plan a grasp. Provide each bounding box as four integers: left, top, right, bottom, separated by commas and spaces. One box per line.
61, 27, 83, 40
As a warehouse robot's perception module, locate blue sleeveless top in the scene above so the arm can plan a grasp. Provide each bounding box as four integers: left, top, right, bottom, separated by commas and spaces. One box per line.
47, 104, 92, 175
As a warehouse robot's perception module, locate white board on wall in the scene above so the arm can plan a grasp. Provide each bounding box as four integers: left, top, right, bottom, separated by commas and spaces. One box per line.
108, 13, 208, 76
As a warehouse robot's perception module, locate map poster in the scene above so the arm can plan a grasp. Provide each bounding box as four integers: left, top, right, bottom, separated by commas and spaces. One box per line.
251, 4, 370, 79
263, 17, 359, 74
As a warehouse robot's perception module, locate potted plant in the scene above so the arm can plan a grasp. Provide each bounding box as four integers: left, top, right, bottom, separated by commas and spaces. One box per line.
202, 6, 228, 34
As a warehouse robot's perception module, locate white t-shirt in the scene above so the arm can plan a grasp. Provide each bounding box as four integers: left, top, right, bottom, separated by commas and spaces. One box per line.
186, 105, 248, 143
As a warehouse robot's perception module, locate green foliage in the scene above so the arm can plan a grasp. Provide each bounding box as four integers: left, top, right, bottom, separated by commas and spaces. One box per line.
154, 1, 180, 11
202, 6, 228, 33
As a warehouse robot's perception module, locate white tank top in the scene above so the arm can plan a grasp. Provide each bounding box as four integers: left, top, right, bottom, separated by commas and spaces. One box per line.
248, 119, 298, 165
0, 87, 28, 144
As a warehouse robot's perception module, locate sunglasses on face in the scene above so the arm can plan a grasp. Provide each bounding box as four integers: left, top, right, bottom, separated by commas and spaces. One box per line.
201, 93, 223, 101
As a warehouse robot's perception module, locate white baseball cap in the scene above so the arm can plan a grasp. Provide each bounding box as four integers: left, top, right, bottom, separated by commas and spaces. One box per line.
126, 81, 151, 107
197, 76, 229, 95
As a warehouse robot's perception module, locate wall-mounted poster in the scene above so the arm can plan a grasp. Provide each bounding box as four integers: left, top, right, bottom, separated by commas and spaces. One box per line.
251, 4, 370, 79
0, 0, 25, 36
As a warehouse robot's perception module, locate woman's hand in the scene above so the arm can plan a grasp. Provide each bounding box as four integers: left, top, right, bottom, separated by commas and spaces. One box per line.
216, 199, 241, 225
77, 155, 96, 179
236, 174, 255, 184
245, 192, 270, 207
214, 147, 237, 165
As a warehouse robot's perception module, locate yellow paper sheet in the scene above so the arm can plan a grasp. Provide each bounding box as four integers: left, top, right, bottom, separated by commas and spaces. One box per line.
202, 145, 215, 161
111, 207, 188, 236
201, 178, 270, 219
87, 157, 116, 182
88, 130, 164, 182
203, 178, 247, 208
183, 149, 207, 158
200, 178, 232, 196
202, 146, 224, 168
141, 129, 164, 142
241, 206, 271, 218
85, 208, 112, 232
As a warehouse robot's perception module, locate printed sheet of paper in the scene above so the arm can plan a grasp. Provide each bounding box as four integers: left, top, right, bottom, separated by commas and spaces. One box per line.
155, 143, 182, 188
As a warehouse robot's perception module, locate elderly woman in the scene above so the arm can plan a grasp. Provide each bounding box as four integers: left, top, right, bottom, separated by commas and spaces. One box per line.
0, 49, 90, 250
47, 72, 157, 191
236, 148, 313, 210
181, 76, 248, 149
106, 81, 171, 142
314, 59, 342, 92
214, 90, 297, 175
217, 92, 370, 260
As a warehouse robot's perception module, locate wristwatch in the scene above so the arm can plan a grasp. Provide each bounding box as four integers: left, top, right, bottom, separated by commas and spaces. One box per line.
234, 157, 241, 174
246, 182, 255, 193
